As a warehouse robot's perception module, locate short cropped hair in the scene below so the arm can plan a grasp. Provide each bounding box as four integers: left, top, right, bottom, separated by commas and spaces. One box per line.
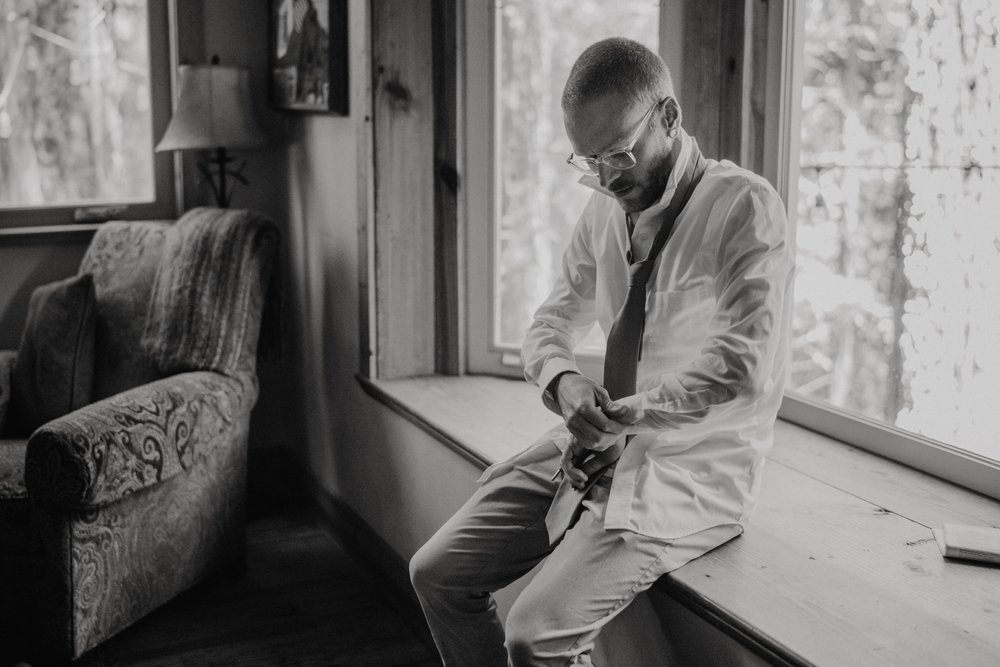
561, 38, 674, 114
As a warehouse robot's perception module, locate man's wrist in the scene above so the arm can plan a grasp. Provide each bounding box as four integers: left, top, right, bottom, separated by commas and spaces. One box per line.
542, 371, 578, 415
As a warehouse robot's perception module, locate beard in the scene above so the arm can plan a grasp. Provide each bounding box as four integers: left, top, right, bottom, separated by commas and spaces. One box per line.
615, 135, 679, 213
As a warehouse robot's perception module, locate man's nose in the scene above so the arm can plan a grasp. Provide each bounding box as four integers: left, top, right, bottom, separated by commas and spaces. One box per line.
598, 163, 621, 188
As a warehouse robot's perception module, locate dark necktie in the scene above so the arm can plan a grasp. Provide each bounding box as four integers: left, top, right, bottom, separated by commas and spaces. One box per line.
545, 142, 708, 543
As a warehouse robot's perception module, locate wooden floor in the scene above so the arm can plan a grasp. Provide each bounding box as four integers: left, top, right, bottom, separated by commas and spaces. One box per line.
76, 512, 441, 666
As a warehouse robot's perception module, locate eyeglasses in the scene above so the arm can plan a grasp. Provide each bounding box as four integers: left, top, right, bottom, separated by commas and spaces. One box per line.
566, 98, 664, 175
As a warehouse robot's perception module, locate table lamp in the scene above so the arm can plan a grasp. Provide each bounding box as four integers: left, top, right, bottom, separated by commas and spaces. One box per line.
156, 57, 266, 208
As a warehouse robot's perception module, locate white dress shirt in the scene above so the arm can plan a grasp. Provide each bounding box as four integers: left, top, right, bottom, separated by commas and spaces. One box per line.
511, 130, 794, 540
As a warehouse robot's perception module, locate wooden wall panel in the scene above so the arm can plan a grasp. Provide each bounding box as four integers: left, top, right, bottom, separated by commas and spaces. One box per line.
433, 0, 461, 375
681, 0, 748, 165
682, 0, 724, 160
745, 0, 770, 175
372, 0, 436, 378
718, 1, 747, 163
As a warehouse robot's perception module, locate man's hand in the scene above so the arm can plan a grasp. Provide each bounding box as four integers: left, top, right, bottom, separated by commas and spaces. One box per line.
558, 437, 624, 489
555, 373, 630, 451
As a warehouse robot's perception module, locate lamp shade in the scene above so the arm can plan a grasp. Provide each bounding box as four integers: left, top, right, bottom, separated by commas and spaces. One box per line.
156, 65, 266, 151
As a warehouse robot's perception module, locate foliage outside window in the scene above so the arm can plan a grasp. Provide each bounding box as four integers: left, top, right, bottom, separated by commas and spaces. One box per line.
494, 0, 658, 352
790, 0, 1000, 463
0, 0, 155, 211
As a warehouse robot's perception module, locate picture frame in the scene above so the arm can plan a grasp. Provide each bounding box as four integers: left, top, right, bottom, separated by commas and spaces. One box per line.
269, 0, 349, 114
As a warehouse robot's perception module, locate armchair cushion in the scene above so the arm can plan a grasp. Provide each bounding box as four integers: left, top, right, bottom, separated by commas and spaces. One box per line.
9, 274, 97, 436
24, 370, 252, 509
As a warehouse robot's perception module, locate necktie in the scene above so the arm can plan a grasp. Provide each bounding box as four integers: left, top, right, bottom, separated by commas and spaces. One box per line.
544, 142, 708, 543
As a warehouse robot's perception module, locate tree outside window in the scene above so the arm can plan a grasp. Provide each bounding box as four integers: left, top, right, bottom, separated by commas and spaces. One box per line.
792, 0, 1000, 462
0, 0, 154, 210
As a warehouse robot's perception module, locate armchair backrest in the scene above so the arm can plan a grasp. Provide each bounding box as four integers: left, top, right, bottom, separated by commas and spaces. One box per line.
79, 208, 277, 402
79, 222, 169, 401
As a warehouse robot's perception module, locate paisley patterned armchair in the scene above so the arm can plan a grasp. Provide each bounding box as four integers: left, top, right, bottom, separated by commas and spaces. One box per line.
0, 208, 276, 660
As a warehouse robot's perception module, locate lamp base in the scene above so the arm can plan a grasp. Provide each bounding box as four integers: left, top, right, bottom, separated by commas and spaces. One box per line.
197, 147, 248, 208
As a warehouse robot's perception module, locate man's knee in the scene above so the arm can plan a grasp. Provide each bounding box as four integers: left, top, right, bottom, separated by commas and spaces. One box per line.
505, 594, 571, 664
409, 538, 449, 595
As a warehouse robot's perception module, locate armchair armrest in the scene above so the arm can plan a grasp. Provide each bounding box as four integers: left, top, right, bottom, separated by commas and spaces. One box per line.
24, 370, 257, 509
0, 350, 15, 435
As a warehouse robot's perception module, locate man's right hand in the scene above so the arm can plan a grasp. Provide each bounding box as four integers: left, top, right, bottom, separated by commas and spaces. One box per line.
555, 373, 627, 452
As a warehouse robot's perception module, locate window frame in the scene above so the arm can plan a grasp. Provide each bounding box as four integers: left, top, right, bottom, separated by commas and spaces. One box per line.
464, 0, 522, 378
0, 0, 178, 228
461, 0, 1000, 501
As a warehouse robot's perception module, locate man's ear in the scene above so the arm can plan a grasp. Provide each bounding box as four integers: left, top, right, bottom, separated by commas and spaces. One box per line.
663, 97, 682, 132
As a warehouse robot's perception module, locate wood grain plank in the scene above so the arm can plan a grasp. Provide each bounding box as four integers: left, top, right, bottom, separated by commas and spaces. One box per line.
368, 375, 561, 465
718, 0, 746, 163
744, 0, 769, 174
372, 0, 437, 378
668, 463, 1000, 666
432, 0, 461, 375
770, 419, 1000, 529
682, 0, 723, 160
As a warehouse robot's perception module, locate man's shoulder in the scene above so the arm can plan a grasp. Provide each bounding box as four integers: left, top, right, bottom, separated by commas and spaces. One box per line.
705, 160, 780, 199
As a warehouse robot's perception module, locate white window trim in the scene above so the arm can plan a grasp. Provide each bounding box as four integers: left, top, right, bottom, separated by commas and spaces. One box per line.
0, 0, 178, 228
462, 0, 503, 376
463, 0, 1000, 500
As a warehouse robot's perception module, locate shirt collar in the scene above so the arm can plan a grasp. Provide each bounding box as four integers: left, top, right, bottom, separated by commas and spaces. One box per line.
576, 128, 694, 222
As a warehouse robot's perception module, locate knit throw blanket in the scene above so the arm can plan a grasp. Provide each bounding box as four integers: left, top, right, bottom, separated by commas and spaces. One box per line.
142, 207, 278, 376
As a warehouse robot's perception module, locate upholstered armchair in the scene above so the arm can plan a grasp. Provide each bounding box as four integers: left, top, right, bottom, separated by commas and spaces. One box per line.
0, 207, 276, 660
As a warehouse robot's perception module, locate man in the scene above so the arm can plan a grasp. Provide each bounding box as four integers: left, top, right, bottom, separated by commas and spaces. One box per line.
410, 37, 792, 666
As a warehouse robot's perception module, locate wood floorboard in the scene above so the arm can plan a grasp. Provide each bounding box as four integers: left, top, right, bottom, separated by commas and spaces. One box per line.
74, 512, 442, 667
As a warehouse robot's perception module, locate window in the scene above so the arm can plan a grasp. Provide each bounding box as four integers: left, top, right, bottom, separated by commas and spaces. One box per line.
463, 0, 1000, 497
0, 0, 175, 226
465, 0, 661, 378
781, 0, 1000, 492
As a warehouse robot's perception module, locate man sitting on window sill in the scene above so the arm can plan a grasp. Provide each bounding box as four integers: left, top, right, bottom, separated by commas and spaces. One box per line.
410, 37, 793, 667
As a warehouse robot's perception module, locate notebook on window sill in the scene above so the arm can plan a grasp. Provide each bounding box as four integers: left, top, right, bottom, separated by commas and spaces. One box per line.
932, 523, 1000, 565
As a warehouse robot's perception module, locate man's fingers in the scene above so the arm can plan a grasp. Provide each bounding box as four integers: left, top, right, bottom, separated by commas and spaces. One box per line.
577, 446, 621, 478
566, 416, 604, 446
568, 404, 622, 437
560, 439, 590, 488
604, 400, 630, 420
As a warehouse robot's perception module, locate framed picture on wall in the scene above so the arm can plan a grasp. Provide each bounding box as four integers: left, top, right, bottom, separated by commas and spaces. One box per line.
269, 0, 349, 114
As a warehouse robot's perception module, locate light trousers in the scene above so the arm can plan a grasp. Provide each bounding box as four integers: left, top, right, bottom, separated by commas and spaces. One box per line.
409, 441, 741, 667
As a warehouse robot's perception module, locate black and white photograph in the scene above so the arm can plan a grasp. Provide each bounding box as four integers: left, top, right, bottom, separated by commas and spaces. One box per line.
0, 0, 997, 665
270, 0, 349, 114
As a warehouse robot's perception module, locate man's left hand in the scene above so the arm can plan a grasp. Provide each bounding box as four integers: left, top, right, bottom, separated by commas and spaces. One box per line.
558, 437, 624, 490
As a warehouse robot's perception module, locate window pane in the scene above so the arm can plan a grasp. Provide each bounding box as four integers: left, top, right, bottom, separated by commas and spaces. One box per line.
495, 0, 659, 350
0, 0, 154, 209
791, 0, 1000, 462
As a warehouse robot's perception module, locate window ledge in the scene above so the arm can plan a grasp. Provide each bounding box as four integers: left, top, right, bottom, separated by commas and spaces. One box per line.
0, 223, 103, 244
359, 373, 1000, 666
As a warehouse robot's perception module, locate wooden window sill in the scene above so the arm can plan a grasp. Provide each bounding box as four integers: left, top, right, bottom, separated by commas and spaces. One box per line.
0, 223, 103, 244
359, 373, 1000, 666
